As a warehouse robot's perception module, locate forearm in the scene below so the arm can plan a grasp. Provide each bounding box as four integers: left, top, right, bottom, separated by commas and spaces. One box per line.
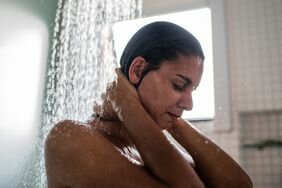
108, 70, 203, 187
170, 119, 253, 188
117, 102, 204, 187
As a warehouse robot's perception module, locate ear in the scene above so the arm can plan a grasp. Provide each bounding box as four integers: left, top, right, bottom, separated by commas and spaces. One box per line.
128, 56, 148, 85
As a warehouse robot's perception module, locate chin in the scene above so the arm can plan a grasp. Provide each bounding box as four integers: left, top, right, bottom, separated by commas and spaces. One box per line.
153, 116, 173, 130
158, 120, 173, 130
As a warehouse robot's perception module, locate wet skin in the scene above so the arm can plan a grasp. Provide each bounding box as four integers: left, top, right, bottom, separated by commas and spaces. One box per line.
45, 55, 252, 188
136, 55, 203, 130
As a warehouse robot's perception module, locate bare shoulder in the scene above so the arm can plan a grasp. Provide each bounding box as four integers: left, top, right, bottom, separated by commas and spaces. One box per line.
45, 119, 98, 143
45, 119, 103, 162
45, 120, 166, 188
44, 119, 105, 187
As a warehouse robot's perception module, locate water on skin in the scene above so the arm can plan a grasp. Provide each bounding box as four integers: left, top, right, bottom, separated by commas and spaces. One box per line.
16, 0, 142, 187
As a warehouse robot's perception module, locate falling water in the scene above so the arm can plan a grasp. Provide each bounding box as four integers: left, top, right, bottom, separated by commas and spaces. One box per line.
17, 0, 142, 187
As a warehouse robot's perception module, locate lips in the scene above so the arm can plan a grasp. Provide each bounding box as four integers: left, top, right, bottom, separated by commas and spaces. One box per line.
167, 112, 181, 120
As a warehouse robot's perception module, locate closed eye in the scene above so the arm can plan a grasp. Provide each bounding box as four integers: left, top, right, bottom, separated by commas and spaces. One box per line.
176, 74, 192, 86
172, 83, 185, 91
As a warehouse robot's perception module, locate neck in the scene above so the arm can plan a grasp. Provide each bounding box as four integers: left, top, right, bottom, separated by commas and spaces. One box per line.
93, 99, 119, 121
92, 105, 134, 147
92, 113, 119, 122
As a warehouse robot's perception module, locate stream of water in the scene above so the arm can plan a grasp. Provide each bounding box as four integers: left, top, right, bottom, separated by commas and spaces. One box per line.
17, 0, 142, 187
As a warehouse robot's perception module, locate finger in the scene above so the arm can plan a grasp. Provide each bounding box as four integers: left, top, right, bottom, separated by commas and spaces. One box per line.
115, 68, 123, 76
166, 125, 175, 134
169, 119, 186, 135
176, 118, 191, 127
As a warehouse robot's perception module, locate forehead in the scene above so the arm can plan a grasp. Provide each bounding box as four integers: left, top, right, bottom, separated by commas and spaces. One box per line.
158, 55, 203, 75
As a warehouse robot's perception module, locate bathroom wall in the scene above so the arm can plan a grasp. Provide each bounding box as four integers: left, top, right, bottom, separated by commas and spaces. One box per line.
0, 0, 57, 187
143, 0, 282, 187
225, 1, 282, 187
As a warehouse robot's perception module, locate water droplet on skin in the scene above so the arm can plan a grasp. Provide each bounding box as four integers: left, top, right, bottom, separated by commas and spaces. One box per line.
54, 126, 59, 132
204, 140, 209, 144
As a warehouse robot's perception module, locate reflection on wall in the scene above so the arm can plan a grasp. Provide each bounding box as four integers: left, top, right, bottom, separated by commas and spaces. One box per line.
0, 4, 48, 187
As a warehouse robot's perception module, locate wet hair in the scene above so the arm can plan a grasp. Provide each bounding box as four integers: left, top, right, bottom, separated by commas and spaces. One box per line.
120, 21, 205, 85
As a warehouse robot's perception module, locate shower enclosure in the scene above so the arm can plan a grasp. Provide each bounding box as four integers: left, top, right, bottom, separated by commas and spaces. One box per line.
0, 0, 141, 187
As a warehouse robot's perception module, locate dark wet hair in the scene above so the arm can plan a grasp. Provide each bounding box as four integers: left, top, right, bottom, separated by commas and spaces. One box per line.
120, 21, 205, 84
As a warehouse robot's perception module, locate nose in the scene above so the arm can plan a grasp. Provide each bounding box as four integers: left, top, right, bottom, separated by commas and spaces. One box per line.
178, 90, 193, 111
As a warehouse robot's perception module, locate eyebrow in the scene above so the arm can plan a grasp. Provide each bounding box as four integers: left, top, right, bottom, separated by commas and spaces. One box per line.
176, 74, 192, 85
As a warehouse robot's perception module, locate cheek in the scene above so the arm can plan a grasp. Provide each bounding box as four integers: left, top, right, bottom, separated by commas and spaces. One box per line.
138, 78, 178, 113
137, 78, 164, 114
138, 83, 163, 112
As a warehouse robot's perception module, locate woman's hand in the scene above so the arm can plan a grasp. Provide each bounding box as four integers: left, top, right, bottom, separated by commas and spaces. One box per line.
167, 118, 253, 188
167, 118, 196, 137
111, 68, 140, 105
93, 68, 141, 121
95, 70, 205, 188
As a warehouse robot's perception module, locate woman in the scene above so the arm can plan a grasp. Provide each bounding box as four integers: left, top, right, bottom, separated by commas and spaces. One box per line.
45, 21, 252, 188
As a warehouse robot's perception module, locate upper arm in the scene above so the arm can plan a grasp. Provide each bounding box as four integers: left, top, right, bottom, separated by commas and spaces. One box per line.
45, 120, 167, 188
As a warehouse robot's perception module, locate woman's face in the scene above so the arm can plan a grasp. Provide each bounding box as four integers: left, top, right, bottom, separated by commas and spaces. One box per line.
137, 55, 203, 130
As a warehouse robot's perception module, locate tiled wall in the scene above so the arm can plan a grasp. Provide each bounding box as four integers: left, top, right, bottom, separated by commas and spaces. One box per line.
227, 0, 282, 112
240, 111, 282, 188
195, 0, 282, 187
